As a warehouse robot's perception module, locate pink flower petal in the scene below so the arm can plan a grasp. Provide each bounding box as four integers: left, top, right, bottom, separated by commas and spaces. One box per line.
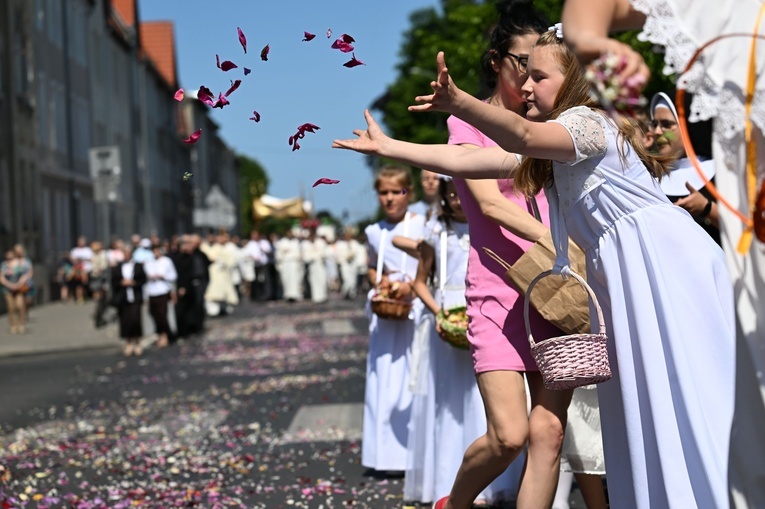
174, 88, 184, 101
340, 33, 355, 44
220, 60, 238, 71
225, 79, 241, 97
326, 28, 332, 38
197, 86, 215, 106
313, 178, 340, 187
237, 27, 247, 54
183, 129, 202, 144
260, 44, 270, 61
249, 110, 261, 122
343, 53, 365, 68
292, 139, 301, 151
216, 54, 221, 69
213, 93, 229, 109
302, 32, 316, 42
331, 39, 354, 53
298, 122, 320, 133
244, 67, 252, 76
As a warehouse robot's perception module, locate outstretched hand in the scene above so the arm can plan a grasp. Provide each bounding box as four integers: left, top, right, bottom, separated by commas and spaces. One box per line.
332, 109, 390, 156
408, 52, 463, 114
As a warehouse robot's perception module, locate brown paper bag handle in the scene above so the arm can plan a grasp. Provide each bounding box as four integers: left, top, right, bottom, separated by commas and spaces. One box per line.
524, 269, 606, 348
481, 247, 513, 271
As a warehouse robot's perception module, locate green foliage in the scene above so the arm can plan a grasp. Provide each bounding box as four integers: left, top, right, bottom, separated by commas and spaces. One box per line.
373, 0, 676, 203
237, 154, 269, 236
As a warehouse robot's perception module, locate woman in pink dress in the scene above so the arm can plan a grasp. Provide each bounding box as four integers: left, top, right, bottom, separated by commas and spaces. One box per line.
433, 2, 573, 507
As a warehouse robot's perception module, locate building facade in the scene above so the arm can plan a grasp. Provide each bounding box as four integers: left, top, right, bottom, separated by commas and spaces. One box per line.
0, 0, 240, 303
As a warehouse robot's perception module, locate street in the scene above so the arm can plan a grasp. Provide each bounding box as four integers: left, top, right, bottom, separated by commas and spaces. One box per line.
0, 297, 408, 508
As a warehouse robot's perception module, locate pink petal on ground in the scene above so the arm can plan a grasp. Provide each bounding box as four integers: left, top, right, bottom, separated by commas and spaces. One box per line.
220, 60, 238, 71
174, 88, 184, 101
312, 178, 340, 187
260, 44, 270, 61
244, 67, 251, 76
249, 110, 261, 122
213, 93, 229, 109
331, 39, 354, 53
302, 32, 316, 42
183, 129, 202, 144
343, 53, 365, 68
326, 28, 332, 38
237, 27, 247, 53
197, 86, 215, 106
340, 33, 355, 44
225, 79, 241, 97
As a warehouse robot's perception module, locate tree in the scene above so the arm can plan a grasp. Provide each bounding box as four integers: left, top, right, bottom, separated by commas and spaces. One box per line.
373, 0, 675, 200
238, 154, 269, 236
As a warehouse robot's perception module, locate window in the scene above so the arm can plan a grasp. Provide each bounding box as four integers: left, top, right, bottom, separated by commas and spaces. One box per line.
37, 71, 48, 147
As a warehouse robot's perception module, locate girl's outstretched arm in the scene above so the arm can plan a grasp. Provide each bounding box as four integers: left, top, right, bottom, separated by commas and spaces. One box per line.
408, 52, 576, 162
333, 110, 518, 179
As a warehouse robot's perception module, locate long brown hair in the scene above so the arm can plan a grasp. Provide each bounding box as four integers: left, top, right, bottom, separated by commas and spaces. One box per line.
514, 31, 674, 197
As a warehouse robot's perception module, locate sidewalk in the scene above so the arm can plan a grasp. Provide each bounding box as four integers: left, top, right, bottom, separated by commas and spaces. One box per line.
0, 302, 119, 358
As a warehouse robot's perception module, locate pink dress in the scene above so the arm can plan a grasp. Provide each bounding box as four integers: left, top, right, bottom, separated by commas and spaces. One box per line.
447, 115, 561, 373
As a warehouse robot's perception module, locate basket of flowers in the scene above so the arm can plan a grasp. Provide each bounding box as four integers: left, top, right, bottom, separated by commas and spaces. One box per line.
371, 282, 413, 321
436, 305, 470, 350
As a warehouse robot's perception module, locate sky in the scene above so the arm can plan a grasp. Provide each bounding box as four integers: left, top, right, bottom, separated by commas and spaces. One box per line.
138, 0, 440, 224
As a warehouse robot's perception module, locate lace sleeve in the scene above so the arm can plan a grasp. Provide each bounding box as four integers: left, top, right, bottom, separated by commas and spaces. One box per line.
549, 106, 608, 165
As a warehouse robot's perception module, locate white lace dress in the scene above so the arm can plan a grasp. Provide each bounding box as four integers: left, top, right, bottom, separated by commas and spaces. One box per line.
631, 3, 765, 505
549, 106, 735, 509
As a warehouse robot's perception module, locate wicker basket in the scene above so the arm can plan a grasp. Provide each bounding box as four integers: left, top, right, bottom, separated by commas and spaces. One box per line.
371, 295, 413, 321
436, 306, 470, 350
525, 270, 611, 390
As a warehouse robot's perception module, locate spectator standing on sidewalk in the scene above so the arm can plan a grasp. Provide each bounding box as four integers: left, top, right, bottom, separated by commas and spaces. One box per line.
90, 241, 110, 328
245, 230, 265, 301
112, 244, 146, 356
144, 244, 178, 348
132, 238, 153, 264
409, 170, 441, 218
1, 247, 32, 334
70, 236, 93, 304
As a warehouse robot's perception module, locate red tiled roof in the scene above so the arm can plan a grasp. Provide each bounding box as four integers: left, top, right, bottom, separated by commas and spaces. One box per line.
140, 21, 177, 89
111, 0, 135, 27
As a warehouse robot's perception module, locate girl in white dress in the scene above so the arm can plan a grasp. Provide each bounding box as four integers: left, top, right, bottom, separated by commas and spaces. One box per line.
363, 165, 426, 473
334, 28, 735, 509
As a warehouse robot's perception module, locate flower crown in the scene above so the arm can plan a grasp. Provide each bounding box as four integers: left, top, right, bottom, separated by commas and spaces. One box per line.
548, 23, 563, 40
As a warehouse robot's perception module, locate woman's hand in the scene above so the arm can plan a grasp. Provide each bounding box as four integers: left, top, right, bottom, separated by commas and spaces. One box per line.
332, 110, 391, 155
675, 183, 711, 217
408, 52, 464, 114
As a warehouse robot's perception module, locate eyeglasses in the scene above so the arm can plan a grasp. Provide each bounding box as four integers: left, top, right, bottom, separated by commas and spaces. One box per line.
650, 119, 678, 131
504, 52, 528, 73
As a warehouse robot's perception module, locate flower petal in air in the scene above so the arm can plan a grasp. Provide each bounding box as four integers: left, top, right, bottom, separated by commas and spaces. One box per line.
292, 139, 301, 151
237, 27, 247, 54
174, 88, 184, 101
340, 33, 355, 44
312, 178, 340, 188
326, 28, 332, 38
302, 32, 316, 42
260, 44, 270, 61
225, 80, 241, 97
213, 93, 230, 109
183, 129, 202, 144
343, 53, 365, 68
220, 60, 238, 71
244, 67, 251, 76
298, 123, 320, 134
249, 110, 261, 122
197, 86, 215, 106
331, 39, 354, 53
216, 54, 221, 69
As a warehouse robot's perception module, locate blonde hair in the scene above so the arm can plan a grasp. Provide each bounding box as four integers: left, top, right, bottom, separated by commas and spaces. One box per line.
374, 165, 413, 193
514, 30, 673, 196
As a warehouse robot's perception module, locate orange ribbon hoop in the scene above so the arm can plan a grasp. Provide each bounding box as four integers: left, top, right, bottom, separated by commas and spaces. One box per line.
675, 6, 765, 254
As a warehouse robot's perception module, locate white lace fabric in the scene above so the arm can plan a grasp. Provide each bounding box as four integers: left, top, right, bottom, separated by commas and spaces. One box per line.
550, 106, 608, 165
631, 0, 765, 136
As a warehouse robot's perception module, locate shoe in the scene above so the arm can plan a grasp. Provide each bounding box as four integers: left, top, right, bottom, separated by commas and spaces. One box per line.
156, 336, 169, 348
17, 325, 25, 334
133, 344, 143, 356
433, 497, 449, 509
123, 343, 134, 357
9, 326, 17, 335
